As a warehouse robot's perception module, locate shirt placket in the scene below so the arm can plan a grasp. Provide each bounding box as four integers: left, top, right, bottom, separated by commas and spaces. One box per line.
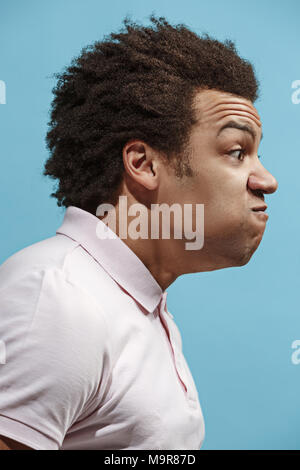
157, 292, 188, 396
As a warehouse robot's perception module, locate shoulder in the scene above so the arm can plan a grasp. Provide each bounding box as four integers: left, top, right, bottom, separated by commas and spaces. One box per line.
0, 234, 78, 289
0, 234, 112, 366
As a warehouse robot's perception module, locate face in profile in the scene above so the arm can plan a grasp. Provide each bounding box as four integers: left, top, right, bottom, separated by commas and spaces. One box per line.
158, 88, 278, 270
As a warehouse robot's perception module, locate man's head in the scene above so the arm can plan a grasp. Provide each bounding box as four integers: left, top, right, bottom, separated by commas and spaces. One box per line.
44, 15, 261, 209
44, 15, 277, 277
124, 89, 277, 274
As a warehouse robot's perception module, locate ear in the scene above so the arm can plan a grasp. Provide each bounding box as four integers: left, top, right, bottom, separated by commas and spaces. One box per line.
122, 140, 159, 191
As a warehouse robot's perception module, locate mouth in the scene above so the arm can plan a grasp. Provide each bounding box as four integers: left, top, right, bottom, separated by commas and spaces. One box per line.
251, 205, 269, 221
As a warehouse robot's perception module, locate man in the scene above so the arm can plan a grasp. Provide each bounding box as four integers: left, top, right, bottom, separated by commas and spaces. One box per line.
0, 15, 277, 450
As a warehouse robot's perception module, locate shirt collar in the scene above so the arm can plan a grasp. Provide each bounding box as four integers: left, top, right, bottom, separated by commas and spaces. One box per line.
56, 206, 165, 315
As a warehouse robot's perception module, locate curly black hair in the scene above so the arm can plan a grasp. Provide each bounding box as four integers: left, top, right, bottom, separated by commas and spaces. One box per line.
43, 14, 259, 215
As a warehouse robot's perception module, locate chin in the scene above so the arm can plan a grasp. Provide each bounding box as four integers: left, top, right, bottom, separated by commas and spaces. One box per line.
234, 235, 264, 267
236, 252, 254, 267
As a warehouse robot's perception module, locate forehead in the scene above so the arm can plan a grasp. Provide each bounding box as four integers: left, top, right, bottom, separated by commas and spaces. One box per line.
192, 88, 262, 134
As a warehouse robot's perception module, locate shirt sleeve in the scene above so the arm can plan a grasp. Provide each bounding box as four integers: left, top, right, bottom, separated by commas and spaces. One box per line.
0, 267, 110, 450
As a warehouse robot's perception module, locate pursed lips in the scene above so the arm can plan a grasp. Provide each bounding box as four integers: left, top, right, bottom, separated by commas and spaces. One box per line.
251, 205, 269, 221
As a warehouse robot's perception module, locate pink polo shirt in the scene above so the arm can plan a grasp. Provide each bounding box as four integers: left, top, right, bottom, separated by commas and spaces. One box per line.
0, 206, 205, 450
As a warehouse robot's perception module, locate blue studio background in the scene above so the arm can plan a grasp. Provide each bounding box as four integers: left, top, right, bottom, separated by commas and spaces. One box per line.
0, 0, 299, 450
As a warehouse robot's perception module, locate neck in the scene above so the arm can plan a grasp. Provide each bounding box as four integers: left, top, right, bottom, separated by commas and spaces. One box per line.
96, 194, 222, 290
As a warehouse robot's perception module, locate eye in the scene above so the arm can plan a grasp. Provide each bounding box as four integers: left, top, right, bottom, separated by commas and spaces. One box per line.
228, 148, 246, 161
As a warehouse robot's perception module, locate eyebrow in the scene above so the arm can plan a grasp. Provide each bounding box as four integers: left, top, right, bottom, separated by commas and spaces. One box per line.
217, 120, 263, 142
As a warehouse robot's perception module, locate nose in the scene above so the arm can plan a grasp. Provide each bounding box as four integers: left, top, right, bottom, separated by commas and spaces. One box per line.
247, 161, 278, 195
